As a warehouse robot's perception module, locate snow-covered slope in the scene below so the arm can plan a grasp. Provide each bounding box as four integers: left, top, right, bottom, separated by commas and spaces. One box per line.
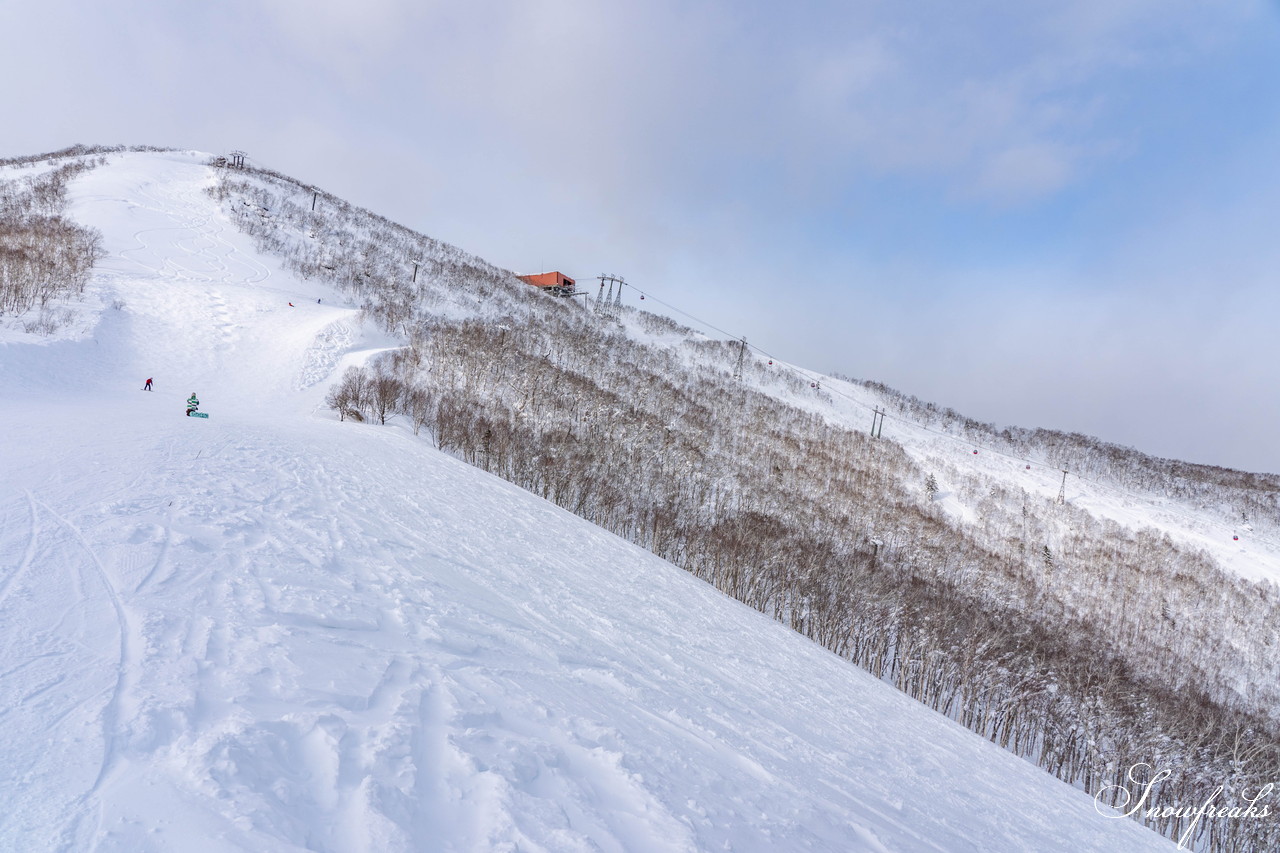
0, 152, 1174, 851
752, 367, 1280, 586
624, 311, 1279, 589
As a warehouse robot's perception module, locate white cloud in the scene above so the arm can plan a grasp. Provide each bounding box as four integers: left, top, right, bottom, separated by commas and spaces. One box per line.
779, 0, 1257, 201
970, 143, 1073, 203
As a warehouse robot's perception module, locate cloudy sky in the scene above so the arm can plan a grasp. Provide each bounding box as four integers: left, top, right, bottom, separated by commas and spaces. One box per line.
5, 0, 1279, 471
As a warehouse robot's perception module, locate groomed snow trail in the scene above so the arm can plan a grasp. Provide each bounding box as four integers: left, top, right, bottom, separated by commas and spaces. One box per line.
0, 153, 1176, 851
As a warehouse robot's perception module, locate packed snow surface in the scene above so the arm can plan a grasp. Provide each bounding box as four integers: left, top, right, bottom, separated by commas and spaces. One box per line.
0, 152, 1175, 851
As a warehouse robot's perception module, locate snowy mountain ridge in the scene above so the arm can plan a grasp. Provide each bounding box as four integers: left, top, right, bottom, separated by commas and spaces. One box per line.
0, 147, 1238, 851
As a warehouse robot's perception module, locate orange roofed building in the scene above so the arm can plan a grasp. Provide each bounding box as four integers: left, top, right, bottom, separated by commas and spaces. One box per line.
518, 271, 576, 296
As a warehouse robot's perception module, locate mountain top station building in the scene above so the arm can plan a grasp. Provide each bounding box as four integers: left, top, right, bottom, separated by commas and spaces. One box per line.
518, 271, 577, 296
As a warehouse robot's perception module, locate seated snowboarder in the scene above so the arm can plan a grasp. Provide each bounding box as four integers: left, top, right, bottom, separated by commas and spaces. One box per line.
186, 392, 200, 417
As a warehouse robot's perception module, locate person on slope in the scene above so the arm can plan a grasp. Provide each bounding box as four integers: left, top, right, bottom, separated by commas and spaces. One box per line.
186, 392, 200, 417
144, 377, 153, 391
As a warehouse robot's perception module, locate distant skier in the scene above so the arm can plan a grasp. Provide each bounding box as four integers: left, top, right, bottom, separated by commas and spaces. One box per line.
186, 392, 200, 417
288, 302, 294, 307
144, 377, 153, 391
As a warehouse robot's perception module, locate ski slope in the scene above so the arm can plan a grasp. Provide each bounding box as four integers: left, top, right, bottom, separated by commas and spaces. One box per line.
0, 152, 1175, 851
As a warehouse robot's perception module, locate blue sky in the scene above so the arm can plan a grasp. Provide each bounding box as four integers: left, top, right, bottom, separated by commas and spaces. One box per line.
4, 0, 1279, 471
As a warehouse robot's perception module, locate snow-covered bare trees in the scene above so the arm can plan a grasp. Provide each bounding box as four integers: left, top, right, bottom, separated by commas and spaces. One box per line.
0, 161, 104, 323
325, 366, 370, 422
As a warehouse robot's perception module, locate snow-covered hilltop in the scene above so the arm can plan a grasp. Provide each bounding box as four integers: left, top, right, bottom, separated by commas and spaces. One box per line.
0, 148, 1221, 851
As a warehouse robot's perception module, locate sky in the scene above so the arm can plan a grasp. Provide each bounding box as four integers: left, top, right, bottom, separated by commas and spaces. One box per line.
4, 0, 1279, 472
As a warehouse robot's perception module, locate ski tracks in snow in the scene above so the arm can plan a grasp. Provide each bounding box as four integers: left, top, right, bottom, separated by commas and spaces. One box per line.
119, 177, 271, 290
57, 430, 703, 852
32, 499, 140, 843
0, 485, 147, 849
297, 321, 355, 390
0, 491, 39, 608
